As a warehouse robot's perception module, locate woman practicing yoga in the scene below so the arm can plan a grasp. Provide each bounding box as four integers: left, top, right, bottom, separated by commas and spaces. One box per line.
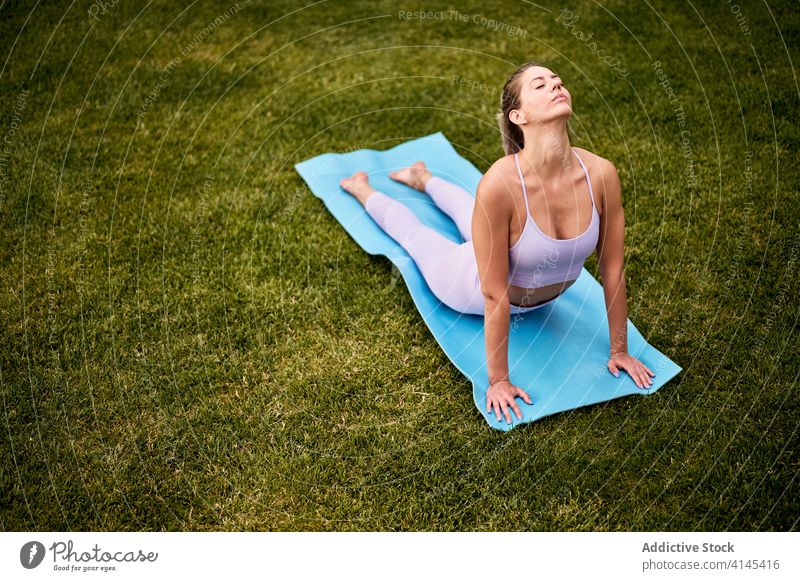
340, 61, 655, 425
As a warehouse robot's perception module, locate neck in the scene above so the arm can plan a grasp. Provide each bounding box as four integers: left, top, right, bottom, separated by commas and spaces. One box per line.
518, 118, 573, 179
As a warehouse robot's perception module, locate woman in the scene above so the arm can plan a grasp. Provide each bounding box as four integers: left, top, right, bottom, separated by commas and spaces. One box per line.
340, 61, 655, 425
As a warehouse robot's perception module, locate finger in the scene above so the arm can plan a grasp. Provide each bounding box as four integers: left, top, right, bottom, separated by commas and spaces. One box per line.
501, 402, 512, 424
645, 365, 655, 377
637, 366, 652, 387
511, 402, 523, 420
492, 401, 502, 422
608, 361, 620, 378
516, 388, 532, 404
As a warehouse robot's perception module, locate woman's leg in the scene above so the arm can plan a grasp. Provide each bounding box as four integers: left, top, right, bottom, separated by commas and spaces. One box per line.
424, 176, 476, 242
364, 190, 485, 315
388, 164, 476, 242
363, 190, 560, 316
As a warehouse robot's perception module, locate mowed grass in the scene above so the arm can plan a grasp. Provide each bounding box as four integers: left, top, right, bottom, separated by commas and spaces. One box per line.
0, 0, 797, 531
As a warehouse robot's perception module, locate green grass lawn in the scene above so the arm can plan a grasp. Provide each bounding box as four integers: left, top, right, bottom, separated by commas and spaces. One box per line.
0, 0, 797, 531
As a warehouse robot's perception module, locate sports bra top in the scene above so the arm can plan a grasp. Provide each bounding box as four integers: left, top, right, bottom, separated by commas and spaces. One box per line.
507, 148, 600, 288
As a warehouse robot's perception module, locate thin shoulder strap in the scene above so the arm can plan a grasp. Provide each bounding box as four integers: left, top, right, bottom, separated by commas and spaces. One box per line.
513, 153, 531, 214
572, 148, 597, 211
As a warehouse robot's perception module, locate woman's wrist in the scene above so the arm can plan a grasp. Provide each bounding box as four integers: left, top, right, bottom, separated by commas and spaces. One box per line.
421, 172, 436, 192
489, 376, 509, 387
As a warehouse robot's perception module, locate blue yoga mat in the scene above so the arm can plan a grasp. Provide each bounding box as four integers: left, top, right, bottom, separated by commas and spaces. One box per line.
295, 132, 682, 431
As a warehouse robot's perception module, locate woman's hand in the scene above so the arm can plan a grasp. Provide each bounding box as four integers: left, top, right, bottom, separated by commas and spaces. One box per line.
608, 351, 655, 389
486, 380, 533, 424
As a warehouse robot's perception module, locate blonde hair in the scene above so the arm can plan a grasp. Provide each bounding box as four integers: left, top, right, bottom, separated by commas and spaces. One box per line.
497, 61, 573, 155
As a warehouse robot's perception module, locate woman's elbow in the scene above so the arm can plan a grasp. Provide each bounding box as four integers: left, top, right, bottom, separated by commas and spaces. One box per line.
599, 261, 625, 280
481, 285, 508, 304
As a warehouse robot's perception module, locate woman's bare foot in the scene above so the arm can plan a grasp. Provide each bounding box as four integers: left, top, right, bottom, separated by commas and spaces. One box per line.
389, 161, 433, 192
339, 171, 376, 206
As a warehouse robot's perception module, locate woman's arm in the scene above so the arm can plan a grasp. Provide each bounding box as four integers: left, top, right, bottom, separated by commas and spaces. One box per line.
472, 173, 513, 385
595, 160, 628, 354
472, 171, 533, 424
596, 160, 655, 388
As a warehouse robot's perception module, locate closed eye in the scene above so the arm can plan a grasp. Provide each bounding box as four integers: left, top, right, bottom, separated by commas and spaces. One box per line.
534, 76, 561, 90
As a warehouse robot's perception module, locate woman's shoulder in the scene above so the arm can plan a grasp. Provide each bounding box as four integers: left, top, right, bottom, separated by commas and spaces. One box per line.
572, 147, 620, 212
483, 153, 517, 178
572, 147, 618, 180
476, 155, 518, 203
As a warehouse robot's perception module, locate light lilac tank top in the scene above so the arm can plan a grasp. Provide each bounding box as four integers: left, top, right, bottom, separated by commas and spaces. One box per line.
507, 148, 600, 288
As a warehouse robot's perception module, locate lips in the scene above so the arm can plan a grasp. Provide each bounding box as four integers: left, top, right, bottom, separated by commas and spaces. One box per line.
552, 94, 567, 102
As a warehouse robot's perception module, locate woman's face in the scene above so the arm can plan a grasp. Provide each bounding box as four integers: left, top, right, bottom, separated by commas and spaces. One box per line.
512, 66, 571, 125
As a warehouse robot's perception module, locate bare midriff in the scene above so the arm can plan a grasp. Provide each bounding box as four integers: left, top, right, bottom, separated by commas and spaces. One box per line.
507, 279, 576, 308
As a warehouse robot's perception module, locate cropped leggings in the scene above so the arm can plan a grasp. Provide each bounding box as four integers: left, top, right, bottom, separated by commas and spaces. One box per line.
363, 176, 557, 316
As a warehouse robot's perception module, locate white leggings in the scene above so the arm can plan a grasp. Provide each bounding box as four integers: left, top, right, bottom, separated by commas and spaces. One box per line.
364, 176, 557, 316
